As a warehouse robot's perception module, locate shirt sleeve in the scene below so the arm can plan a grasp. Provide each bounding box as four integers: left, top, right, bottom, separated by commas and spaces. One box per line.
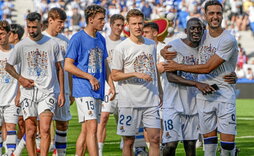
54, 43, 64, 62
216, 37, 237, 61
111, 45, 124, 70
65, 36, 80, 61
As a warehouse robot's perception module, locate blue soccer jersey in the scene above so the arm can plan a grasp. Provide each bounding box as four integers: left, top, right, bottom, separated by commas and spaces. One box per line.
66, 30, 108, 100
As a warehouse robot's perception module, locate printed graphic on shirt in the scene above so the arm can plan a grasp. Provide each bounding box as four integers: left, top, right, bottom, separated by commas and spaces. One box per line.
26, 49, 48, 78
88, 48, 103, 74
0, 58, 13, 84
178, 54, 199, 81
199, 44, 227, 77
107, 49, 113, 65
125, 52, 156, 84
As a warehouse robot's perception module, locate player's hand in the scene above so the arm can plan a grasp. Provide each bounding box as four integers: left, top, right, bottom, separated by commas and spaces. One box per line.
89, 76, 100, 91
162, 60, 178, 72
69, 96, 75, 105
18, 76, 34, 88
135, 72, 152, 81
223, 72, 237, 84
15, 93, 21, 107
160, 45, 177, 60
195, 82, 216, 95
157, 62, 165, 73
108, 87, 116, 101
58, 93, 65, 107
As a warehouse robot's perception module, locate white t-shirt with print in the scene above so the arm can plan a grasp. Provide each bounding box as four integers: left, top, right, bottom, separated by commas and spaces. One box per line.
104, 36, 123, 94
111, 37, 160, 108
8, 35, 64, 99
197, 30, 238, 103
162, 39, 199, 115
43, 31, 70, 95
0, 47, 18, 106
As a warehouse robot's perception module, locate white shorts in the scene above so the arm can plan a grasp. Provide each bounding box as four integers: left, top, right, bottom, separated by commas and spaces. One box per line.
75, 97, 101, 123
20, 94, 57, 120
117, 107, 161, 136
0, 105, 19, 126
18, 106, 23, 116
162, 108, 199, 143
197, 99, 236, 135
54, 94, 72, 121
101, 94, 118, 114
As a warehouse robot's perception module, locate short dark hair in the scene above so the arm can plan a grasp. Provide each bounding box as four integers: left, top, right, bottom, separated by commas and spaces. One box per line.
10, 24, 24, 40
186, 18, 203, 28
204, 0, 223, 13
26, 12, 42, 22
110, 14, 125, 25
0, 20, 10, 33
48, 7, 67, 20
126, 9, 144, 22
144, 22, 159, 32
84, 5, 106, 24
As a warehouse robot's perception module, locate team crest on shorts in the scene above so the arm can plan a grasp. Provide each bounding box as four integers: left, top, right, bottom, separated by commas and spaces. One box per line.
88, 110, 93, 116
120, 126, 125, 133
165, 132, 171, 139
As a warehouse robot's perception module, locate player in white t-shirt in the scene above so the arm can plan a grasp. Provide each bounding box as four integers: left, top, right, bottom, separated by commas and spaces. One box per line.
0, 20, 19, 156
5, 12, 65, 156
164, 1, 238, 156
111, 9, 162, 156
43, 8, 72, 156
97, 14, 124, 156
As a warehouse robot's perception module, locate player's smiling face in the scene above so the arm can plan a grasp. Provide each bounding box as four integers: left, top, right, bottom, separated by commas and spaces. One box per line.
186, 20, 204, 43
205, 5, 223, 29
127, 16, 144, 37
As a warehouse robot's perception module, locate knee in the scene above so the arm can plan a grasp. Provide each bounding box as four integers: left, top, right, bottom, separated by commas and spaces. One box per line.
26, 125, 37, 137
85, 120, 97, 134
100, 114, 110, 124
166, 142, 178, 150
123, 136, 135, 147
40, 125, 51, 135
149, 133, 160, 145
56, 121, 68, 131
184, 140, 196, 148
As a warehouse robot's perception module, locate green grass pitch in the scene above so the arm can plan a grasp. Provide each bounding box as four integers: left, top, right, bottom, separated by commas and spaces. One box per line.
20, 99, 254, 155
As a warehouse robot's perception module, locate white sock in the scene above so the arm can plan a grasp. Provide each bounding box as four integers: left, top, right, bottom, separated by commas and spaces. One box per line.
0, 131, 2, 155
6, 130, 17, 154
55, 130, 67, 156
13, 135, 26, 156
204, 144, 218, 156
98, 142, 104, 156
36, 134, 40, 150
146, 142, 150, 149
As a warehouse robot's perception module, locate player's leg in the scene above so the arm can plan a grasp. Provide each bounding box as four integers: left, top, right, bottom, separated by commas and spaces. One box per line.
39, 110, 53, 156
182, 114, 199, 156
25, 117, 37, 156
218, 102, 237, 156
0, 107, 3, 155
54, 94, 72, 155
162, 108, 181, 156
75, 97, 100, 156
143, 107, 161, 156
5, 123, 17, 155
55, 120, 68, 155
76, 122, 87, 156
97, 95, 111, 156
123, 136, 135, 156
117, 107, 139, 156
197, 100, 218, 156
17, 109, 25, 141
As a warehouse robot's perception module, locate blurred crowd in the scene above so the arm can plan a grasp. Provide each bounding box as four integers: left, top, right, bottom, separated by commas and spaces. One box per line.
1, 0, 254, 81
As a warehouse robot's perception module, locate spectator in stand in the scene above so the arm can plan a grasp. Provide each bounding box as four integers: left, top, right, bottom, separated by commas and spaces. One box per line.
246, 67, 254, 80
71, 7, 82, 30
237, 44, 248, 69
142, 2, 153, 20
235, 64, 245, 79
